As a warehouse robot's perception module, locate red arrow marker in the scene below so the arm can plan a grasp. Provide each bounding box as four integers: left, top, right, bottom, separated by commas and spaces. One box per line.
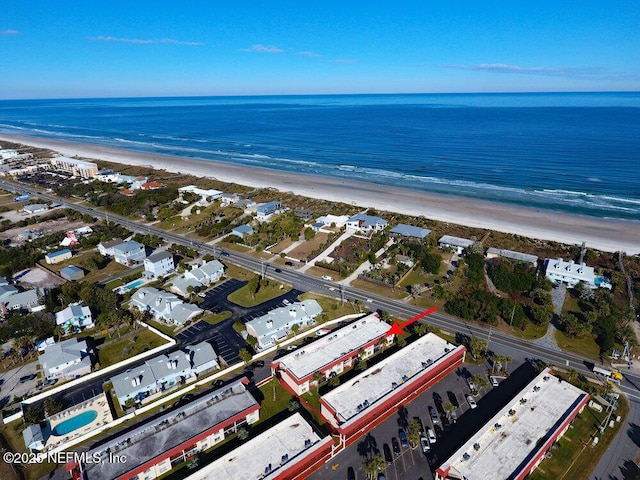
384, 306, 437, 337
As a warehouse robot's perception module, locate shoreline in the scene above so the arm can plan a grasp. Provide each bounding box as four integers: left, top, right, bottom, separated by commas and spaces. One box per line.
1, 133, 639, 254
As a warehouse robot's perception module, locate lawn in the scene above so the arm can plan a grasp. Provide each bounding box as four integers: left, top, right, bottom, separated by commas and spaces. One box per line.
350, 278, 408, 300
298, 292, 362, 320
146, 319, 179, 338
98, 329, 169, 367
256, 378, 295, 426
227, 279, 291, 307
288, 232, 329, 261
529, 396, 629, 480
222, 263, 255, 281
269, 237, 294, 254
202, 311, 232, 325
554, 330, 601, 361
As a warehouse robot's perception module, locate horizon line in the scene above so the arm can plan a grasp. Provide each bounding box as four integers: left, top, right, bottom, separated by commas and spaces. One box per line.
1, 90, 639, 102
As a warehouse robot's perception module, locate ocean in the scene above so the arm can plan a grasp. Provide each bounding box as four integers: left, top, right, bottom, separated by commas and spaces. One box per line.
1, 92, 639, 220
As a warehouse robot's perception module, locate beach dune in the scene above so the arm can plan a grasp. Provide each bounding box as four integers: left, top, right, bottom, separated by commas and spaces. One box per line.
1, 133, 639, 255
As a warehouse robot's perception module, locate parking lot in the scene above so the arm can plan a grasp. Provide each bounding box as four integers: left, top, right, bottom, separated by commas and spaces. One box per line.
0, 361, 40, 409
308, 358, 538, 480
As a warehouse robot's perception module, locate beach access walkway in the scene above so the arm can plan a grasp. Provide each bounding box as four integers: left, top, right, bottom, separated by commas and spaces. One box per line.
298, 230, 354, 273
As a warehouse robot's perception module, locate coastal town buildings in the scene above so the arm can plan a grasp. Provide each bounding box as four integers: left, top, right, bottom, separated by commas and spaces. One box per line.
44, 248, 72, 265
231, 224, 254, 239
78, 380, 260, 480
22, 203, 49, 215
320, 333, 466, 439
438, 235, 475, 255
389, 223, 431, 240
97, 238, 124, 256
1, 288, 43, 312
434, 369, 589, 480
486, 247, 538, 265
345, 213, 388, 233
312, 214, 350, 231
38, 338, 92, 379
59, 265, 85, 280
178, 185, 223, 202
129, 287, 203, 325
49, 156, 98, 178
245, 300, 322, 350
183, 412, 332, 480
544, 258, 611, 289
143, 251, 175, 278
111, 240, 146, 265
110, 341, 218, 406
256, 200, 282, 221
55, 304, 94, 332
271, 313, 392, 395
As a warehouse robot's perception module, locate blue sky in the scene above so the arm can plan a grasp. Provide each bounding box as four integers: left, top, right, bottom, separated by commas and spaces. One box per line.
2, 1, 639, 98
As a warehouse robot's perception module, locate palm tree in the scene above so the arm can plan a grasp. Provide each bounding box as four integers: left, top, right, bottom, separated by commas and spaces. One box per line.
362, 455, 385, 479
236, 428, 249, 441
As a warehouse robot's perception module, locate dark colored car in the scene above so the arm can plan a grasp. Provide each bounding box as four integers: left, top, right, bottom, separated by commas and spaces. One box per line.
19, 373, 37, 383
429, 406, 440, 425
252, 360, 265, 368
275, 268, 282, 273
285, 261, 294, 266
212, 380, 225, 388
399, 429, 409, 448
392, 437, 401, 456
383, 443, 393, 464
221, 251, 230, 257
347, 466, 356, 480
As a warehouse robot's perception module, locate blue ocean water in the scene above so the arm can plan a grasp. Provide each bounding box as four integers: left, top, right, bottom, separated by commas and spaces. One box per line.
1, 92, 639, 219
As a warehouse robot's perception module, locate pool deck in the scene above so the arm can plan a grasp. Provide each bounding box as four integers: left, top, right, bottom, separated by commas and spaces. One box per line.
44, 393, 113, 451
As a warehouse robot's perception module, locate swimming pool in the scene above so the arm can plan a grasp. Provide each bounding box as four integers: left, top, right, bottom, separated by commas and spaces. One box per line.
121, 279, 145, 292
52, 410, 98, 436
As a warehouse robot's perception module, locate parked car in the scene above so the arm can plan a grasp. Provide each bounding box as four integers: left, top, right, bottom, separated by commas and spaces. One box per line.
428, 406, 440, 425
321, 275, 333, 281
383, 443, 393, 464
285, 261, 294, 266
490, 376, 499, 387
399, 430, 409, 448
427, 428, 437, 444
392, 437, 401, 456
347, 467, 356, 480
467, 395, 478, 409
212, 380, 225, 388
421, 436, 430, 453
286, 345, 298, 351
19, 373, 36, 383
275, 268, 282, 273
252, 360, 265, 368
221, 251, 230, 257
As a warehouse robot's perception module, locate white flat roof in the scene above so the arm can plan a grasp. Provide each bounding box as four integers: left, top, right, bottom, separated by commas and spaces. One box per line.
322, 333, 459, 423
184, 412, 325, 480
438, 235, 475, 248
438, 369, 588, 480
277, 314, 389, 381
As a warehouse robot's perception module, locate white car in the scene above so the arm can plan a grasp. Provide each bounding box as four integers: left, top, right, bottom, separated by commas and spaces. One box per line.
490, 376, 499, 387
467, 395, 478, 409
321, 275, 333, 281
427, 428, 437, 444
420, 436, 430, 453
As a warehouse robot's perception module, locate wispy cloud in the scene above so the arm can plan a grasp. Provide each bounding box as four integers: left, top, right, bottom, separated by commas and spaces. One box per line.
335, 58, 358, 64
241, 44, 284, 53
446, 63, 607, 79
89, 36, 203, 46
297, 51, 320, 58
1, 29, 20, 36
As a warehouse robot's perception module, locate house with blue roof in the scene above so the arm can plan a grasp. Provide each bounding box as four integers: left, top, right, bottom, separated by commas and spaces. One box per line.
112, 240, 147, 265
60, 265, 85, 281
390, 224, 431, 240
231, 224, 254, 239
256, 201, 282, 221
45, 248, 72, 265
345, 213, 388, 234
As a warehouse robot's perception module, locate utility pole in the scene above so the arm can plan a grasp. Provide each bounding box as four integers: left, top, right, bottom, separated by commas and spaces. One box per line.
486, 325, 493, 356
340, 285, 345, 305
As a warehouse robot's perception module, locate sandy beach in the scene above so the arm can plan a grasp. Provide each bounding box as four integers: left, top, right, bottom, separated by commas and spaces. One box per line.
1, 133, 639, 254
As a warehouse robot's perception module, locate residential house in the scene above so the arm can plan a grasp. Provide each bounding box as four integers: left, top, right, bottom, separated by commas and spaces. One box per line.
314, 214, 350, 229
143, 251, 175, 278
438, 235, 475, 255
345, 213, 388, 233
544, 258, 596, 288
140, 181, 164, 190
35, 337, 55, 352
0, 283, 19, 299
178, 185, 223, 202
486, 247, 538, 265
129, 287, 202, 325
236, 199, 257, 211
170, 275, 203, 298
130, 176, 149, 190
220, 193, 240, 206
50, 157, 98, 178
231, 224, 254, 239
23, 424, 48, 452
256, 200, 281, 221
97, 238, 124, 256
389, 224, 431, 241
23, 203, 49, 215
55, 304, 94, 332
110, 341, 218, 406
185, 260, 224, 285
38, 338, 92, 379
45, 248, 72, 265
294, 208, 314, 221
245, 300, 323, 350
112, 240, 146, 265
60, 265, 85, 281
1, 289, 43, 312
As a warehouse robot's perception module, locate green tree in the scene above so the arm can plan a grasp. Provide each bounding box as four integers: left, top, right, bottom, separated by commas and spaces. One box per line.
397, 335, 407, 347
237, 427, 249, 440
288, 399, 300, 412
472, 374, 489, 389
468, 337, 487, 359
328, 375, 341, 387
413, 323, 429, 336
362, 455, 386, 479
239, 348, 252, 365
421, 250, 442, 274
23, 406, 44, 425
124, 397, 137, 410
303, 227, 315, 241
407, 419, 421, 448
43, 397, 64, 416
443, 402, 455, 419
